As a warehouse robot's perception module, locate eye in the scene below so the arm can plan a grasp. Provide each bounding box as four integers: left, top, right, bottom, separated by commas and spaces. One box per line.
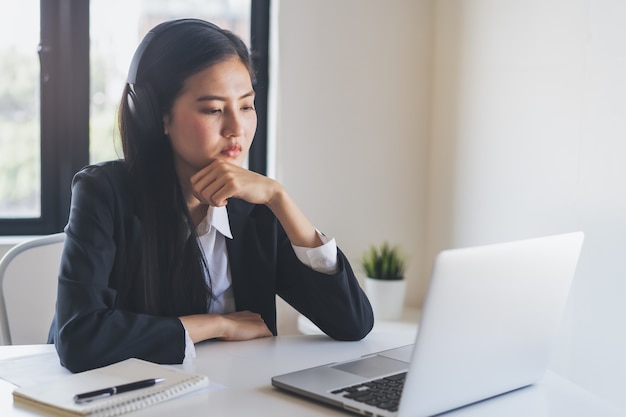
201, 108, 222, 115
241, 100, 256, 111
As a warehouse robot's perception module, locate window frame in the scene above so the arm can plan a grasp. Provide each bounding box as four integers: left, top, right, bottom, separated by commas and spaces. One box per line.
0, 0, 270, 236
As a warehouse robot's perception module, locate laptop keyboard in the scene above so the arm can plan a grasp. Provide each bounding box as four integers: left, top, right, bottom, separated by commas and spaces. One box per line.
331, 372, 406, 413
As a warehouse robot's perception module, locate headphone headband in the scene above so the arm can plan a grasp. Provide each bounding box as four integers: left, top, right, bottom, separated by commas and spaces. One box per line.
126, 18, 220, 85
125, 18, 224, 135
126, 32, 155, 85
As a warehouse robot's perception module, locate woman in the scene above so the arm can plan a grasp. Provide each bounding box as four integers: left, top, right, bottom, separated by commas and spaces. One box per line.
49, 18, 373, 373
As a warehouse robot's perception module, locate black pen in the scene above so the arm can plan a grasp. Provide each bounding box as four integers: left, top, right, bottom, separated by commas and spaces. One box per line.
73, 378, 165, 404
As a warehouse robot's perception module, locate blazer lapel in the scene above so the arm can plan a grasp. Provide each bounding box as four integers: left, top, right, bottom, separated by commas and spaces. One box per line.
224, 199, 278, 334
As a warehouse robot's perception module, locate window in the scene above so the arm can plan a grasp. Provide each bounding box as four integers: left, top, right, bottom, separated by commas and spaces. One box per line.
0, 0, 269, 235
0, 1, 41, 219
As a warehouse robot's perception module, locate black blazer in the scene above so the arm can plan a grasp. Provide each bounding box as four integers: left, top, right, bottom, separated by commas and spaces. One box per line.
49, 161, 373, 372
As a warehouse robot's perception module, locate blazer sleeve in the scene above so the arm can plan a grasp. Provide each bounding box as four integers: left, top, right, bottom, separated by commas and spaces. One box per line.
277, 242, 375, 341
226, 200, 373, 341
51, 164, 186, 373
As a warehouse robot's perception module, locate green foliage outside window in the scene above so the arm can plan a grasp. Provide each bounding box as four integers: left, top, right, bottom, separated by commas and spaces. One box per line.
0, 48, 40, 217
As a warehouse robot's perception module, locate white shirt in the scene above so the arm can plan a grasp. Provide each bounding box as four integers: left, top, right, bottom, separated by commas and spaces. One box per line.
196, 206, 236, 315
183, 206, 338, 358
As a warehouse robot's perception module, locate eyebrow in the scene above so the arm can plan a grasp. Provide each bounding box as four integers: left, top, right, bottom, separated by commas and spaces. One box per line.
196, 90, 256, 102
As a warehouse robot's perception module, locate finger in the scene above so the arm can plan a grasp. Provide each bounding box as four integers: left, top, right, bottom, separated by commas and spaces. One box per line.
191, 162, 241, 205
221, 313, 272, 340
207, 175, 241, 206
190, 161, 222, 195
190, 159, 219, 186
196, 181, 231, 206
191, 169, 231, 206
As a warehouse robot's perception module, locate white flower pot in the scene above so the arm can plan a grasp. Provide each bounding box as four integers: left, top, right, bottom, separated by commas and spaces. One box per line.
364, 277, 406, 321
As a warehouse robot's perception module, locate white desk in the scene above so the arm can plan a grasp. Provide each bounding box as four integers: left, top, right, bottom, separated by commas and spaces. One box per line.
1, 332, 624, 417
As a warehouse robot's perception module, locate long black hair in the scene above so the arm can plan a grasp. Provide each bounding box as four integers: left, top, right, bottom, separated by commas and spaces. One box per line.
117, 19, 255, 316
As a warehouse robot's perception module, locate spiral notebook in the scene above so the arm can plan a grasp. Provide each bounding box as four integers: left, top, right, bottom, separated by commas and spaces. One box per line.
12, 358, 209, 417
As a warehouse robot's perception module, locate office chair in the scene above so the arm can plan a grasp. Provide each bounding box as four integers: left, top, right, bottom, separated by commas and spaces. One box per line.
0, 232, 65, 345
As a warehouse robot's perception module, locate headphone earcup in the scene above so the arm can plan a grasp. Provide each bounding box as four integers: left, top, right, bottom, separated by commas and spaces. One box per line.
126, 83, 162, 136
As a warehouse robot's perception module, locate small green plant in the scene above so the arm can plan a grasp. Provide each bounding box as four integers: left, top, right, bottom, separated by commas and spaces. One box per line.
361, 242, 406, 281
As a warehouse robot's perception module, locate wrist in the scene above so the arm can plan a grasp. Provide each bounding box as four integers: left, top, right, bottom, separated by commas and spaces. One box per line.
266, 182, 287, 211
216, 314, 229, 339
180, 314, 226, 343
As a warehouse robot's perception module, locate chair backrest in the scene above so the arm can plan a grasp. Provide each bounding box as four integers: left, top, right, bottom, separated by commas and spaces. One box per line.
0, 233, 65, 345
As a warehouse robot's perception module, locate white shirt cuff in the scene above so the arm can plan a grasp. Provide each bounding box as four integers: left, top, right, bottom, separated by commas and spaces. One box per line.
292, 232, 339, 274
183, 328, 197, 359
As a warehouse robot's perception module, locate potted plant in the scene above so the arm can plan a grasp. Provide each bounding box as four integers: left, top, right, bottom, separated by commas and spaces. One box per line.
361, 242, 407, 320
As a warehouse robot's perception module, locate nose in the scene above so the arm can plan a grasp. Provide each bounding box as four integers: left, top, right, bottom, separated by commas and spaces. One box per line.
222, 108, 245, 138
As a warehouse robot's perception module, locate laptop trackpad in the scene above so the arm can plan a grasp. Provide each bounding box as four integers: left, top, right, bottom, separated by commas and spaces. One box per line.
332, 355, 408, 379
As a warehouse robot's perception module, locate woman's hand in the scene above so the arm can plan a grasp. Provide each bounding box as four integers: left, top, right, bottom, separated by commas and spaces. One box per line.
189, 158, 322, 248
218, 311, 273, 341
190, 159, 280, 207
179, 311, 272, 343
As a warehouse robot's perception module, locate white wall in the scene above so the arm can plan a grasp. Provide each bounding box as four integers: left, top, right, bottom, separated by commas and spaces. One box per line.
277, 0, 626, 410
429, 0, 626, 409
275, 0, 432, 327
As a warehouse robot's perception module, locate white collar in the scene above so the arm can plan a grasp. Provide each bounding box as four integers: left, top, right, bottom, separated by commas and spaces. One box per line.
196, 206, 233, 239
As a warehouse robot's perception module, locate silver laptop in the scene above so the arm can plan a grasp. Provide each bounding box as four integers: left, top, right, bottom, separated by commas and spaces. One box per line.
272, 232, 584, 417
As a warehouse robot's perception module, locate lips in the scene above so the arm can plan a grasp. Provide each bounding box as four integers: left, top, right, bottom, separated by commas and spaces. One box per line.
220, 143, 242, 158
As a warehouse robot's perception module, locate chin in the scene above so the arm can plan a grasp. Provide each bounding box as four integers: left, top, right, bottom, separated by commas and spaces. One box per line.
218, 155, 246, 167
